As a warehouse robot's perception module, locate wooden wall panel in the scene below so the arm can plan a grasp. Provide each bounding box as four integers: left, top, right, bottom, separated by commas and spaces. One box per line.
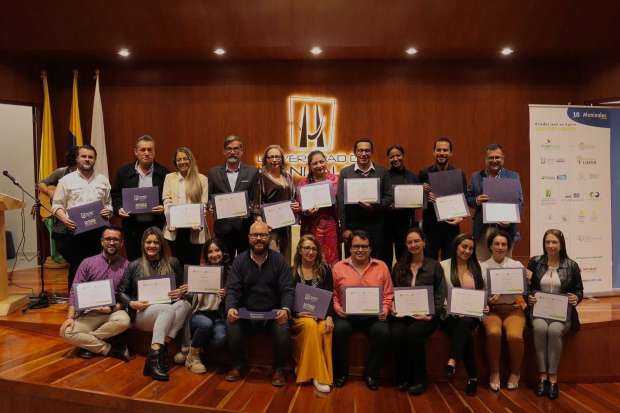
0, 63, 40, 105
580, 61, 620, 101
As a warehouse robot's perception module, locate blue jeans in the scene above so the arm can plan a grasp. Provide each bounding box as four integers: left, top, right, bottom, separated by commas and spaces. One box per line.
190, 311, 227, 349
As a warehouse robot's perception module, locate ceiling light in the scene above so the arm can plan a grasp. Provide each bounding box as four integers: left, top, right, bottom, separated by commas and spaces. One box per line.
117, 48, 130, 58
405, 47, 418, 56
310, 46, 322, 56
213, 48, 226, 56
500, 47, 514, 56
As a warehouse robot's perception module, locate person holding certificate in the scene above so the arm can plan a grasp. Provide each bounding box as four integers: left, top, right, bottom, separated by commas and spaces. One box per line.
479, 230, 528, 391
118, 227, 191, 381
60, 227, 131, 361
297, 150, 340, 266
291, 235, 335, 393
390, 228, 445, 395
162, 147, 210, 267
439, 234, 486, 396
527, 229, 583, 400
332, 230, 394, 390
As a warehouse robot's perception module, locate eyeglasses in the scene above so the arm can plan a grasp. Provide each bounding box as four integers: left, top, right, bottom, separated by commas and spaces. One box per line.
356, 149, 372, 154
249, 233, 270, 239
351, 245, 370, 250
301, 246, 318, 252
225, 146, 242, 153
266, 155, 282, 160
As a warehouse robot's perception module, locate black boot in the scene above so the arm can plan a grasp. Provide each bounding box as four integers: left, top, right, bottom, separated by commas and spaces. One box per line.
143, 348, 169, 381
159, 344, 170, 373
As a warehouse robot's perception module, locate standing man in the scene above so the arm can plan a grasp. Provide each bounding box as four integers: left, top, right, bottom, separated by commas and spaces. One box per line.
467, 143, 523, 261
385, 144, 420, 263
111, 135, 168, 261
60, 226, 131, 360
52, 144, 113, 286
338, 138, 392, 266
419, 138, 468, 260
208, 135, 259, 257
225, 221, 294, 386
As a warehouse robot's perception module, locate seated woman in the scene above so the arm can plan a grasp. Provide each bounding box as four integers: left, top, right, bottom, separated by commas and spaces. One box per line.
479, 229, 528, 391
390, 228, 445, 395
118, 226, 191, 381
291, 235, 334, 393
440, 233, 486, 396
528, 229, 583, 400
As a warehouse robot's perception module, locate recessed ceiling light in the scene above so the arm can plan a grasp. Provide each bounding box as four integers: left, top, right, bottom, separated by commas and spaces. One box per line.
213, 48, 226, 56
405, 47, 418, 56
500, 47, 514, 56
310, 46, 322, 56
117, 48, 130, 58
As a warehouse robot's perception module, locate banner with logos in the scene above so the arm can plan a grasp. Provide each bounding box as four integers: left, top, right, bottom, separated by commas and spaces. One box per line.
529, 105, 620, 294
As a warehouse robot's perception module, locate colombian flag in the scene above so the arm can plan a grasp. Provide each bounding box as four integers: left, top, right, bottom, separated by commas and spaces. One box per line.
69, 70, 83, 146
39, 71, 57, 182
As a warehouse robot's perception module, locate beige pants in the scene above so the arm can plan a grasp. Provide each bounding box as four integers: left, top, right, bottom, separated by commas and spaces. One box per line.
61, 310, 131, 354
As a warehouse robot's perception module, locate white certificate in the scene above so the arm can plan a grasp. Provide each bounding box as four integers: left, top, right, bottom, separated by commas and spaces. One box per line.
447, 288, 486, 318
483, 202, 520, 224
168, 203, 203, 228
299, 182, 333, 211
487, 268, 526, 295
262, 201, 296, 229
394, 287, 433, 316
138, 276, 174, 304
394, 184, 424, 208
344, 178, 380, 204
74, 279, 115, 311
186, 265, 222, 293
533, 292, 570, 322
344, 286, 381, 315
434, 193, 470, 221
214, 192, 248, 220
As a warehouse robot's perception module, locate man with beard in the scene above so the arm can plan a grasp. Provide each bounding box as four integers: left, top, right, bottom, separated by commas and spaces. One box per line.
224, 221, 294, 386
467, 143, 523, 261
53, 144, 113, 286
208, 135, 259, 257
59, 227, 131, 360
111, 135, 168, 261
418, 138, 468, 260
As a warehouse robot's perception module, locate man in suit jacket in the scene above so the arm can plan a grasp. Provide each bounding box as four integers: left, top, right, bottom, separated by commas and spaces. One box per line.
207, 135, 259, 257
111, 135, 169, 261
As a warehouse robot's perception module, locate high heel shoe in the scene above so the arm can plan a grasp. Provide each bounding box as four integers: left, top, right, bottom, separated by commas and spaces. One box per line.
465, 378, 478, 396
535, 379, 549, 397
445, 364, 456, 378
548, 382, 559, 400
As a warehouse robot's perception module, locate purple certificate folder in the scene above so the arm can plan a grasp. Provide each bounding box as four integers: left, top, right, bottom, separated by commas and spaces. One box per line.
122, 186, 159, 214
428, 169, 464, 196
482, 177, 521, 203
68, 201, 108, 235
237, 308, 278, 320
294, 283, 333, 319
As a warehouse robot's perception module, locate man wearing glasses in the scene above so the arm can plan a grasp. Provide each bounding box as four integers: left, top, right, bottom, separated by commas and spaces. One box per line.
224, 221, 294, 386
208, 135, 259, 257
59, 227, 132, 361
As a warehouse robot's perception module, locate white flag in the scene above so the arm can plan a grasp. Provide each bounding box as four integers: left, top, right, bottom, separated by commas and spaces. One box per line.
91, 72, 109, 179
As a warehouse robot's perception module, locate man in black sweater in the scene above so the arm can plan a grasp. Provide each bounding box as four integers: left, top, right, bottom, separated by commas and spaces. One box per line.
225, 221, 294, 386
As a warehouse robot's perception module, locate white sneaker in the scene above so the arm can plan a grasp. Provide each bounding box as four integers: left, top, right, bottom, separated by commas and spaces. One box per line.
313, 379, 331, 393
173, 346, 189, 365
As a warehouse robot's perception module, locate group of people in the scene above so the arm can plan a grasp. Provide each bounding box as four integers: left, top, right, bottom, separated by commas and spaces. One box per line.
42, 134, 583, 400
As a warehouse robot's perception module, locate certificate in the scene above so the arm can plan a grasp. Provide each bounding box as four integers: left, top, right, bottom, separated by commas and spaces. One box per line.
486, 267, 527, 295
168, 203, 204, 228
343, 286, 382, 315
262, 201, 296, 229
213, 191, 248, 220
74, 279, 115, 311
483, 203, 520, 223
447, 287, 486, 318
294, 283, 333, 319
532, 292, 570, 322
393, 184, 424, 209
185, 265, 222, 293
344, 178, 380, 204
299, 181, 333, 211
433, 193, 470, 221
237, 308, 277, 320
121, 186, 159, 214
138, 276, 175, 304
393, 286, 434, 316
428, 169, 464, 196
68, 201, 108, 235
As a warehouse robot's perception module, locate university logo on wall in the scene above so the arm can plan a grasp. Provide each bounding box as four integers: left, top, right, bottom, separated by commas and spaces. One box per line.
288, 96, 337, 152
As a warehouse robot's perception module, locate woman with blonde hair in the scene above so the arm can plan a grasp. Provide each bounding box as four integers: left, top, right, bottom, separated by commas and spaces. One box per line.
163, 147, 210, 267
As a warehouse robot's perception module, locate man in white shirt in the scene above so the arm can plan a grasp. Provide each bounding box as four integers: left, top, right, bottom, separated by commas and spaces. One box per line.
52, 144, 113, 286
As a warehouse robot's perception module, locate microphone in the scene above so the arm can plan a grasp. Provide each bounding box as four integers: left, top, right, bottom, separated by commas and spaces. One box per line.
2, 170, 18, 184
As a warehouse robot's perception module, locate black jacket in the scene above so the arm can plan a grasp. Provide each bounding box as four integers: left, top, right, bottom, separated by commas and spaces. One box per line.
392, 257, 446, 316
418, 164, 467, 229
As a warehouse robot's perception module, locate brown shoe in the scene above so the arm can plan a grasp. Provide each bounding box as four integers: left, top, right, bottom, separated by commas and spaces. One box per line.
271, 369, 286, 387
225, 368, 243, 382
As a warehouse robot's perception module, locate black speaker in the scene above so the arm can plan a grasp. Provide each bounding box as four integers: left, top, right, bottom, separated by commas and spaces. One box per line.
6, 231, 15, 259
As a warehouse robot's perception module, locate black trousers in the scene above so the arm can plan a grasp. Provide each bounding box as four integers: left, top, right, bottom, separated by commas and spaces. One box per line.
227, 319, 290, 370
424, 222, 459, 261
391, 317, 438, 385
214, 219, 250, 258
441, 316, 479, 378
55, 227, 104, 288
123, 220, 164, 261
333, 316, 390, 378
169, 228, 203, 268
385, 217, 417, 263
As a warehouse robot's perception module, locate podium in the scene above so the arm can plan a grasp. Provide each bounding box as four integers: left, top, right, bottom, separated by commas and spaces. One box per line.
0, 194, 29, 315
